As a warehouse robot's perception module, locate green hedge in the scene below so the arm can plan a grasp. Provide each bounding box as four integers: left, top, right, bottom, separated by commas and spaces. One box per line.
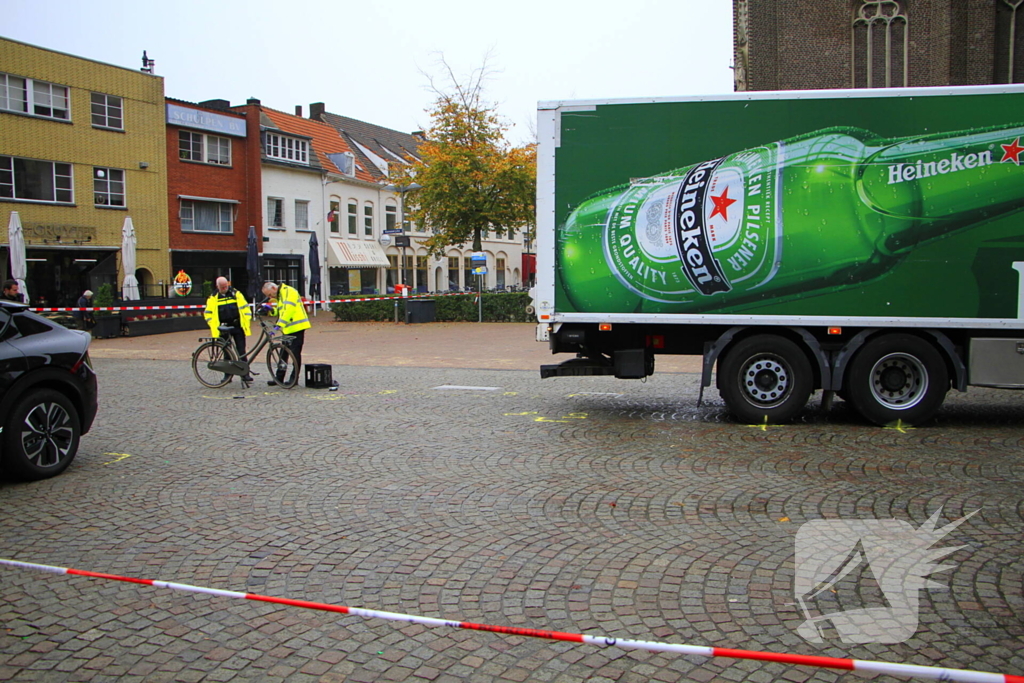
329, 292, 532, 323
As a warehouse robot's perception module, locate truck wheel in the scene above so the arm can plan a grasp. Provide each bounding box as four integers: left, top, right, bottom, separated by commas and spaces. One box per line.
846, 334, 948, 426
718, 335, 813, 424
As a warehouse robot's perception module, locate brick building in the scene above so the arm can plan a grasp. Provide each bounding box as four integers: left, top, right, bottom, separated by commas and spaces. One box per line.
165, 98, 262, 297
734, 0, 1024, 92
0, 37, 168, 306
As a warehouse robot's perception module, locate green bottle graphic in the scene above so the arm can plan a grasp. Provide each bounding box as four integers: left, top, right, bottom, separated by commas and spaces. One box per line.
558, 124, 1024, 313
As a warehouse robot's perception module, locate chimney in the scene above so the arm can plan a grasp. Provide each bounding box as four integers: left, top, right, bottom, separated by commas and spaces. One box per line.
295, 105, 303, 117
310, 102, 326, 120
411, 131, 426, 141
246, 97, 261, 106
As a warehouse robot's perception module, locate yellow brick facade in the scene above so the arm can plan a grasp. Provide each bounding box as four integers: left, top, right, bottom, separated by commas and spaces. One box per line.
0, 37, 169, 305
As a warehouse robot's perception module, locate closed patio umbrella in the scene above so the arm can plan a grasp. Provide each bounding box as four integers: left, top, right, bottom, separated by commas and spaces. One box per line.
246, 226, 261, 303
308, 231, 321, 312
7, 211, 28, 304
120, 216, 140, 300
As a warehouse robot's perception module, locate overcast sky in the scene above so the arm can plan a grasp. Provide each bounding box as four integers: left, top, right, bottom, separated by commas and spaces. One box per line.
5, 0, 734, 145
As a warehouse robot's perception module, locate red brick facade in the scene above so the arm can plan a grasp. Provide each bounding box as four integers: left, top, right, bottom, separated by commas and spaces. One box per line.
165, 99, 262, 252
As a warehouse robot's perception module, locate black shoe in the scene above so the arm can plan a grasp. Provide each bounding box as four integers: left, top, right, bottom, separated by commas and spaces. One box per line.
242, 376, 254, 383
267, 380, 277, 386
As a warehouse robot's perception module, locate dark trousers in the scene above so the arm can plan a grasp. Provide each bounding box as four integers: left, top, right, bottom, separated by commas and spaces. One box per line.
228, 327, 246, 358
276, 329, 304, 382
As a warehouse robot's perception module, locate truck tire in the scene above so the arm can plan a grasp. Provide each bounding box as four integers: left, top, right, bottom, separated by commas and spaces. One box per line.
846, 334, 948, 426
718, 335, 813, 424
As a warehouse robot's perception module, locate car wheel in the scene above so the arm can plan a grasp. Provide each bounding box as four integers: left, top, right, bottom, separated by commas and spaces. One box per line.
718, 335, 813, 424
3, 389, 81, 480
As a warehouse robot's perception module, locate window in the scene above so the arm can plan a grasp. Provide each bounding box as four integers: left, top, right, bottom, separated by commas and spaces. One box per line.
387, 254, 399, 291
0, 74, 27, 114
852, 1, 907, 88
996, 0, 1024, 83
265, 132, 308, 164
179, 130, 231, 165
330, 200, 340, 234
93, 167, 125, 207
364, 202, 374, 236
447, 257, 460, 290
496, 257, 506, 289
295, 200, 309, 229
180, 200, 233, 233
0, 73, 69, 120
0, 155, 73, 203
464, 257, 476, 290
347, 201, 358, 235
267, 198, 283, 227
415, 255, 428, 293
385, 201, 398, 232
91, 93, 123, 129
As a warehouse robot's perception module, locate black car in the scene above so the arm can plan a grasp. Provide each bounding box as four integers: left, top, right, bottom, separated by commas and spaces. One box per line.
0, 300, 98, 480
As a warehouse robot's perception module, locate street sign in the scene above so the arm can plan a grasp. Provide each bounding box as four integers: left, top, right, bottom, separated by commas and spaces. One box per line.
383, 228, 403, 235
473, 267, 488, 275
470, 252, 487, 263
394, 236, 411, 247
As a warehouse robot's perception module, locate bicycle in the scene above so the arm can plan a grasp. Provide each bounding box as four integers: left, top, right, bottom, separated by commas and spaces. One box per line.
191, 304, 299, 389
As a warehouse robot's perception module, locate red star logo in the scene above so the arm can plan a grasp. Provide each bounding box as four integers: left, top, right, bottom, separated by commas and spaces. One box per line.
1001, 137, 1024, 165
709, 186, 737, 221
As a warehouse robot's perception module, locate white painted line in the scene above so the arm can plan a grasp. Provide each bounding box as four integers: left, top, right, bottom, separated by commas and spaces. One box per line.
432, 385, 502, 391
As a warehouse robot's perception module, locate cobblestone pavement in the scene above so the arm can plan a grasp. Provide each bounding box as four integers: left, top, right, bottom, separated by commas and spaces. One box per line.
1, 325, 1023, 682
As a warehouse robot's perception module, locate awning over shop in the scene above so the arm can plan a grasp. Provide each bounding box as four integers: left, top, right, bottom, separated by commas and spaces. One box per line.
326, 239, 390, 268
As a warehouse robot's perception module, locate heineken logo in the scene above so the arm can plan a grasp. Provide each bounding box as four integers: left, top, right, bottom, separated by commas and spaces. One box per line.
674, 159, 732, 295
886, 149, 993, 185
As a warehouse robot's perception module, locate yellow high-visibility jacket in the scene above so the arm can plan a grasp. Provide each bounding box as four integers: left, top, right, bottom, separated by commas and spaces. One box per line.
271, 283, 311, 335
204, 288, 252, 337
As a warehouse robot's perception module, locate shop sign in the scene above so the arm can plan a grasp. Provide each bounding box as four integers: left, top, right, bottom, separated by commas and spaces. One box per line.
166, 103, 247, 137
172, 270, 193, 296
27, 224, 95, 243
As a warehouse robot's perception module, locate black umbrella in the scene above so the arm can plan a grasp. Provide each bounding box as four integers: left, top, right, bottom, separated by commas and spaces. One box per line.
246, 225, 261, 303
308, 231, 322, 304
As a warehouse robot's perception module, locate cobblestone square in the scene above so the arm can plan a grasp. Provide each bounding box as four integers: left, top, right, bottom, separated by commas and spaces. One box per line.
2, 322, 1022, 682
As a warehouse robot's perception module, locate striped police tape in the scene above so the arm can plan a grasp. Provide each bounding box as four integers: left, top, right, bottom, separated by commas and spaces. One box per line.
0, 559, 1019, 683
26, 291, 475, 313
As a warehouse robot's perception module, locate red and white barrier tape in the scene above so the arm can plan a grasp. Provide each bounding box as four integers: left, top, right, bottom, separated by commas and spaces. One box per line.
27, 291, 475, 313
1, 559, 1019, 683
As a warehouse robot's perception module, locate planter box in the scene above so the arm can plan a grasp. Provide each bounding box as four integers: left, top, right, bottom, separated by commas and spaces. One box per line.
91, 315, 123, 339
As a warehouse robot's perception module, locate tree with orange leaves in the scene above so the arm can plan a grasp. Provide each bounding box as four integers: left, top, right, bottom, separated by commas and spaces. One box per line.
403, 57, 536, 257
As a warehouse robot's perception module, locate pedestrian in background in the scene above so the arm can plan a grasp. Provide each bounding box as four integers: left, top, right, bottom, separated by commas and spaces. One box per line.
74, 290, 96, 329
204, 277, 252, 382
1, 279, 23, 303
261, 281, 310, 386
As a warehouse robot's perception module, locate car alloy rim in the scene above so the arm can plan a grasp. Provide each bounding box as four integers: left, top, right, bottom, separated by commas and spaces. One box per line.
740, 354, 791, 407
21, 402, 75, 468
869, 352, 928, 410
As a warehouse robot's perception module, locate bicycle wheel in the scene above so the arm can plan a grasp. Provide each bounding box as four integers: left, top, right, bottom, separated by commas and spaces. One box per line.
266, 344, 299, 389
192, 341, 237, 388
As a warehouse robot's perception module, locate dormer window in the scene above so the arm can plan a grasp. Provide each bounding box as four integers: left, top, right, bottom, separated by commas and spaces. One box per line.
265, 132, 308, 164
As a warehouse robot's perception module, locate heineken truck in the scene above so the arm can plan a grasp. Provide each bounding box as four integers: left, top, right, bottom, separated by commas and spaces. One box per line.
532, 85, 1024, 425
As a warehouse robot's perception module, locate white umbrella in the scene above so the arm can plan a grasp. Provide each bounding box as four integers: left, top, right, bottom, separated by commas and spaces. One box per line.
7, 211, 28, 304
120, 216, 140, 300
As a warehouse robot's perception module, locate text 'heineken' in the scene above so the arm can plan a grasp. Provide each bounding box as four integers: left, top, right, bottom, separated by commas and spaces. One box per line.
557, 124, 1024, 313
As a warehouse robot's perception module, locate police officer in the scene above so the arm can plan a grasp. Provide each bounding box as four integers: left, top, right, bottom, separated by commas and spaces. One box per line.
261, 280, 311, 386
204, 277, 252, 382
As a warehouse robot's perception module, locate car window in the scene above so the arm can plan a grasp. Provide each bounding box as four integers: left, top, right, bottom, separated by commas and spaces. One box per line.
0, 308, 14, 342
10, 312, 52, 338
